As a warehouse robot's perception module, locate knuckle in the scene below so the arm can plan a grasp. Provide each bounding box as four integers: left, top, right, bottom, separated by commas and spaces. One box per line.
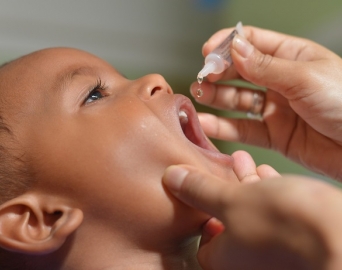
251, 53, 273, 80
240, 173, 260, 184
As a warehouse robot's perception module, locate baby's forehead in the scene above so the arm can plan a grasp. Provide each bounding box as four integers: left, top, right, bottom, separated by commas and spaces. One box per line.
1, 47, 112, 89
0, 48, 116, 116
2, 47, 107, 73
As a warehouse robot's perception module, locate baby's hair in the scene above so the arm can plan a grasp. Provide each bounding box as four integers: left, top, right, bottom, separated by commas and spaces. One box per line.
0, 60, 33, 205
0, 115, 32, 204
0, 61, 38, 269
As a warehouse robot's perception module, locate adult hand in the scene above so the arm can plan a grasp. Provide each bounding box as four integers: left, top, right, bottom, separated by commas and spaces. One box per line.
191, 25, 342, 181
163, 160, 342, 270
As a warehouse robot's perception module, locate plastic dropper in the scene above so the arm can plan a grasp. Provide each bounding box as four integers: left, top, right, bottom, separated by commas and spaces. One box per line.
197, 21, 244, 82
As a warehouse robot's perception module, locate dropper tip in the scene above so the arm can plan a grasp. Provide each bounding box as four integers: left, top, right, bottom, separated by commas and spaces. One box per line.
198, 61, 216, 78
197, 74, 203, 84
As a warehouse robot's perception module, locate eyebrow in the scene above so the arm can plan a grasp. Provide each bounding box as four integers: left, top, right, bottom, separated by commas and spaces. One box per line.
55, 66, 97, 92
54, 65, 126, 94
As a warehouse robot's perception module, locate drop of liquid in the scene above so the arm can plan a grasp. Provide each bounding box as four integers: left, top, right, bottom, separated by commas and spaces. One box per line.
196, 74, 204, 98
196, 88, 203, 97
197, 74, 203, 84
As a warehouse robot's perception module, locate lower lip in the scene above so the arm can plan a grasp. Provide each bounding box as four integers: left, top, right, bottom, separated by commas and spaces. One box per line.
193, 144, 234, 168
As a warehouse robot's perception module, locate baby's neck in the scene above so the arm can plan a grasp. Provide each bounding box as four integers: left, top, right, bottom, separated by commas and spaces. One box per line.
109, 237, 203, 270
62, 235, 203, 270
155, 238, 202, 270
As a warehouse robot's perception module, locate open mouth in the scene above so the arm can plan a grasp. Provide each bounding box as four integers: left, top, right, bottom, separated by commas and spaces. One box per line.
179, 110, 205, 148
173, 94, 233, 167
177, 100, 217, 152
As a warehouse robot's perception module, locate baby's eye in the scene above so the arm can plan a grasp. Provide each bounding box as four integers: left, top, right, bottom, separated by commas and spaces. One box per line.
85, 89, 105, 104
84, 79, 107, 105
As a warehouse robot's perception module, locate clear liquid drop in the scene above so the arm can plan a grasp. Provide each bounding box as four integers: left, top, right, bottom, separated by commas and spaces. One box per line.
197, 74, 203, 84
196, 74, 204, 98
196, 88, 203, 98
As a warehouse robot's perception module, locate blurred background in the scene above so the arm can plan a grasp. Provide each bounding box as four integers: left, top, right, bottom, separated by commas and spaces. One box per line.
1, 0, 341, 184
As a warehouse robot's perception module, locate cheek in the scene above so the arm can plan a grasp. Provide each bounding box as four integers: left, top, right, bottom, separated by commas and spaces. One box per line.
66, 135, 209, 241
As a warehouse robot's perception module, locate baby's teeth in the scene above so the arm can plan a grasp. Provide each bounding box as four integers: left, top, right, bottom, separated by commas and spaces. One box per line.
179, 110, 188, 124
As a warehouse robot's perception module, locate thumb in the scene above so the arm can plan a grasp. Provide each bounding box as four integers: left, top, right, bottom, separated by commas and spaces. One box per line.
162, 165, 236, 220
231, 34, 308, 99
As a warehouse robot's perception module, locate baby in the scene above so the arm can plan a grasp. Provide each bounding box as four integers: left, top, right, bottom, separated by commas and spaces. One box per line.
0, 47, 252, 269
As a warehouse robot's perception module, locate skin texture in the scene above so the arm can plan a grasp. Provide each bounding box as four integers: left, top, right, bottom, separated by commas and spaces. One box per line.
0, 47, 253, 270
190, 25, 342, 181
163, 162, 342, 270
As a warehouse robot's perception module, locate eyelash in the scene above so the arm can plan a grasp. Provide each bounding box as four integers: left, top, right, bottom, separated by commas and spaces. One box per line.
84, 78, 107, 105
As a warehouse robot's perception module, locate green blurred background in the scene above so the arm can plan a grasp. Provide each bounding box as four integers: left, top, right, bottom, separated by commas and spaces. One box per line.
1, 0, 341, 185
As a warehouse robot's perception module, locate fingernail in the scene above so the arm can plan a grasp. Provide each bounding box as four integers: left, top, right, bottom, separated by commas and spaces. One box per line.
233, 35, 253, 58
189, 82, 197, 98
163, 166, 189, 191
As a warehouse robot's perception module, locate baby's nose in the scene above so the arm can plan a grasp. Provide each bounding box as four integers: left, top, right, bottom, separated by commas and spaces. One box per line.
136, 74, 173, 100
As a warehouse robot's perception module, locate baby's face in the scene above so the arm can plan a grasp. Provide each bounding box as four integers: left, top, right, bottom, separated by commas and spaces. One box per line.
1, 48, 239, 244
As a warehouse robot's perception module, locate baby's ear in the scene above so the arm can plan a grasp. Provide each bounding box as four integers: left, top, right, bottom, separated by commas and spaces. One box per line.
0, 193, 83, 254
